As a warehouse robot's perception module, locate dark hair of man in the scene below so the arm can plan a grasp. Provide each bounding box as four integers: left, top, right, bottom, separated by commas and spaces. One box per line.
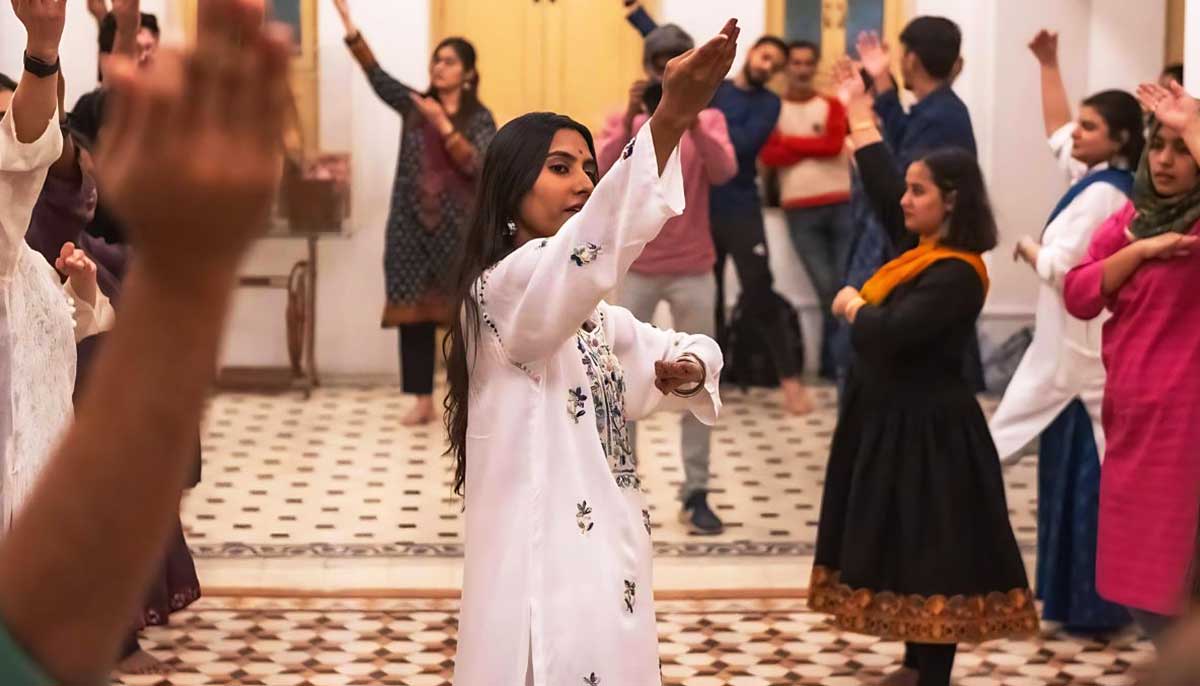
788, 40, 820, 62
899, 16, 961, 80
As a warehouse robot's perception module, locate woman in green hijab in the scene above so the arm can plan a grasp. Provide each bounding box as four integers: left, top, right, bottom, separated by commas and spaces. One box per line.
1063, 81, 1200, 645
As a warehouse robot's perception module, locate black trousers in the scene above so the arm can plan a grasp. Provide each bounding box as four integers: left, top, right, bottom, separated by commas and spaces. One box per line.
904, 643, 957, 686
399, 322, 436, 395
711, 208, 800, 379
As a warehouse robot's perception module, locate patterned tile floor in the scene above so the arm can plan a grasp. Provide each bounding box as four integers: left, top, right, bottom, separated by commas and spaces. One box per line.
186, 384, 1034, 562
114, 596, 1153, 686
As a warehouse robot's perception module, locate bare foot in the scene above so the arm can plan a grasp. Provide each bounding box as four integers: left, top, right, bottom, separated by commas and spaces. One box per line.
779, 377, 814, 416
880, 666, 919, 686
118, 649, 170, 675
401, 395, 436, 426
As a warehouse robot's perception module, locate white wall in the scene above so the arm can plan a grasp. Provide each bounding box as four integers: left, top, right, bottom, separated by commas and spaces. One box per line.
660, 0, 766, 74
1188, 0, 1200, 94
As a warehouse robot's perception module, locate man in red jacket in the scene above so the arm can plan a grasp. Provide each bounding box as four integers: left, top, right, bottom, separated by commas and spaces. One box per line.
760, 40, 852, 379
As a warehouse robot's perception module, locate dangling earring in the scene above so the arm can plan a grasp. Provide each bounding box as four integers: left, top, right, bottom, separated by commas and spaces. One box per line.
505, 220, 518, 236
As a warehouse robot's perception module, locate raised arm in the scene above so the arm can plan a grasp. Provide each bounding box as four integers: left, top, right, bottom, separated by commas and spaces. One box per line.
1029, 30, 1072, 139
333, 0, 414, 115
1138, 81, 1200, 166
624, 2, 658, 37
837, 58, 910, 250
0, 4, 292, 682
483, 20, 740, 365
10, 0, 65, 144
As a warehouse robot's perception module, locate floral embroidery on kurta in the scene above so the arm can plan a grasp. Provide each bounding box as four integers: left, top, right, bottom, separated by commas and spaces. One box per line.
642, 509, 652, 536
568, 387, 588, 423
583, 673, 601, 686
577, 501, 594, 534
577, 318, 638, 489
571, 243, 602, 266
623, 580, 637, 613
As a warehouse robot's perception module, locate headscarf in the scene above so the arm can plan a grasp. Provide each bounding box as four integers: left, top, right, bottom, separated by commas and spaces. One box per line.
1128, 119, 1200, 239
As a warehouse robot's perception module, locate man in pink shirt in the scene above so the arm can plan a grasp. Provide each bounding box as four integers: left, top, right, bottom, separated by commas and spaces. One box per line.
597, 24, 736, 535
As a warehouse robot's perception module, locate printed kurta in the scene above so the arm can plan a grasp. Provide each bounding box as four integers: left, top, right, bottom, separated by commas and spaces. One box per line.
453, 123, 723, 686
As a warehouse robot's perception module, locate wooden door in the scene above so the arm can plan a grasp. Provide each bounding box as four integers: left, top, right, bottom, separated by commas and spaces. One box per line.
541, 0, 657, 135
431, 0, 544, 129
433, 0, 659, 134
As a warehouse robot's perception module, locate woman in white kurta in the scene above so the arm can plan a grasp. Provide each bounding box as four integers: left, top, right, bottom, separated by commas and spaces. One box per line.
0, 108, 113, 529
990, 29, 1143, 632
443, 22, 739, 686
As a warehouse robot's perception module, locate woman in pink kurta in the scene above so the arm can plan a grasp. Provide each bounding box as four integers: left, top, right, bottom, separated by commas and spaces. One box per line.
1063, 109, 1200, 640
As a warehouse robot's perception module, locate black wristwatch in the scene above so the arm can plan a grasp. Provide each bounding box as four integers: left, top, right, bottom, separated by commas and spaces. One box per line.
23, 51, 60, 79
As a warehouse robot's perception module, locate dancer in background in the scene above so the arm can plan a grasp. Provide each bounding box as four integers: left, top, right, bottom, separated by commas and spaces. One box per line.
1064, 80, 1200, 645
810, 59, 1036, 686
989, 29, 1141, 635
445, 20, 737, 685
333, 0, 496, 425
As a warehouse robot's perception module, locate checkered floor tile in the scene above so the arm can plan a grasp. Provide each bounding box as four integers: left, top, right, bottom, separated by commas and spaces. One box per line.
185, 385, 1035, 560
114, 596, 1151, 686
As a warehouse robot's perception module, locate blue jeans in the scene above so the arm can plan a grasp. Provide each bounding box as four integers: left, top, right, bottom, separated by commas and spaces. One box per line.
785, 203, 853, 376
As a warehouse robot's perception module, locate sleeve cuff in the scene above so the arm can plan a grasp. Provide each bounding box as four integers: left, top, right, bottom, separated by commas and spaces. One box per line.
638, 117, 686, 220
0, 108, 64, 174
1035, 244, 1058, 284
1048, 122, 1075, 155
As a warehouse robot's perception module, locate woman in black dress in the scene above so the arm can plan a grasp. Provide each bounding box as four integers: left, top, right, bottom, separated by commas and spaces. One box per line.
809, 62, 1038, 686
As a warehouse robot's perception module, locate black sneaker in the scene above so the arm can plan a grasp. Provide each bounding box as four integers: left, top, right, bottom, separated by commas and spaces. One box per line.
679, 492, 724, 535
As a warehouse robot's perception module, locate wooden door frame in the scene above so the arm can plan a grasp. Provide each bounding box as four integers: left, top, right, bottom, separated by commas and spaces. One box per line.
431, 0, 661, 49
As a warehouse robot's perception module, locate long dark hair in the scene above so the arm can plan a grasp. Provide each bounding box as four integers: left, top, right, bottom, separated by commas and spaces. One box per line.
918, 147, 999, 253
428, 37, 483, 129
444, 113, 596, 497
1081, 90, 1146, 170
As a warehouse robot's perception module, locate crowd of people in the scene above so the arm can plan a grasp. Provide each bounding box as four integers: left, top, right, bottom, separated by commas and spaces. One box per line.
0, 0, 1198, 685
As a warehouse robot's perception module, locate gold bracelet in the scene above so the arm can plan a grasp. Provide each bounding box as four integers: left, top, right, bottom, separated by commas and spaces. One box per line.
671, 353, 707, 398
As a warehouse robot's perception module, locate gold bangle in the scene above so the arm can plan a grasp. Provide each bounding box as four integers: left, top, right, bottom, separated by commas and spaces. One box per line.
850, 120, 875, 133
671, 353, 707, 398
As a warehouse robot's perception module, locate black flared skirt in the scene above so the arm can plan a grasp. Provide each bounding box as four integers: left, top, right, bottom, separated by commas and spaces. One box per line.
810, 382, 1039, 644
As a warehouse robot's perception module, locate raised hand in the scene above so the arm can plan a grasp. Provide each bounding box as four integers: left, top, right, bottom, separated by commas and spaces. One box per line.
1028, 29, 1059, 66
56, 242, 99, 306
856, 31, 891, 81
11, 0, 68, 61
111, 0, 138, 27
86, 0, 108, 23
1138, 81, 1200, 134
655, 18, 740, 129
625, 79, 649, 121
330, 0, 355, 34
95, 0, 292, 287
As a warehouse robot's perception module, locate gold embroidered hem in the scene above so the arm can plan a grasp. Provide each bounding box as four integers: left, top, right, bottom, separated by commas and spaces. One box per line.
807, 566, 1040, 644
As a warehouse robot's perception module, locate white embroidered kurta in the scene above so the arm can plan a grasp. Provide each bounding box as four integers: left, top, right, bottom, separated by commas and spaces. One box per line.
0, 110, 115, 528
453, 123, 723, 686
990, 123, 1128, 464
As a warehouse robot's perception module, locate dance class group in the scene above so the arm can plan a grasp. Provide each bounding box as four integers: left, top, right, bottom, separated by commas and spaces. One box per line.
0, 0, 1198, 684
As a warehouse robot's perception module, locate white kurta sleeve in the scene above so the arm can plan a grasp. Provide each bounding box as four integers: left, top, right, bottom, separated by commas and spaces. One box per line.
1035, 184, 1129, 290
0, 110, 63, 278
1048, 122, 1087, 182
480, 121, 685, 366
63, 277, 116, 342
601, 302, 722, 426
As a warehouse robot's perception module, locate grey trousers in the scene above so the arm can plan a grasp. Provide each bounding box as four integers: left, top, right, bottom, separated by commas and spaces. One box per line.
618, 271, 716, 503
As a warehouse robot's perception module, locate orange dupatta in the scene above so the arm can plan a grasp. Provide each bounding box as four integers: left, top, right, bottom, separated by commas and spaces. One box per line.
859, 237, 990, 305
